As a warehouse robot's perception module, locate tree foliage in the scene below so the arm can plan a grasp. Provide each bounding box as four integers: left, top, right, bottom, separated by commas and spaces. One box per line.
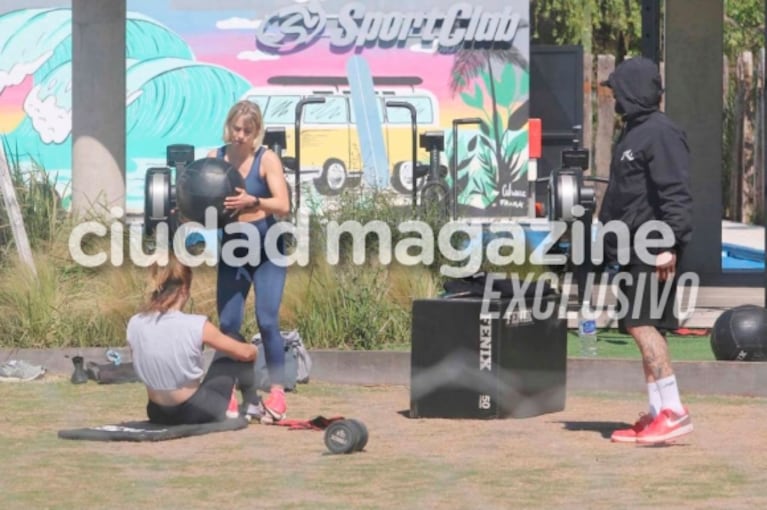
724, 0, 764, 59
531, 0, 641, 58
532, 0, 765, 61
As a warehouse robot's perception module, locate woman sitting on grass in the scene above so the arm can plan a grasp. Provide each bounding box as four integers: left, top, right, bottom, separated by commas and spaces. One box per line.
127, 255, 258, 425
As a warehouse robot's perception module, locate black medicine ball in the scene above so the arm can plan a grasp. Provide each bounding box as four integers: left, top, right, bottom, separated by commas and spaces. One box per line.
710, 304, 767, 361
175, 157, 244, 225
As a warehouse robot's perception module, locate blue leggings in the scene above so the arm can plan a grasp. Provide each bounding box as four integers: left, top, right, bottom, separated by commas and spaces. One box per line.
217, 217, 287, 387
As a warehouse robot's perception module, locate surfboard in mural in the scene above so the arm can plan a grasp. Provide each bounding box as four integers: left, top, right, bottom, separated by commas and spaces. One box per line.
0, 1, 530, 217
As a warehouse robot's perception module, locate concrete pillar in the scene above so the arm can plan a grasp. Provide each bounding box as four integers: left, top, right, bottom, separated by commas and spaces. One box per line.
664, 0, 723, 284
71, 0, 126, 217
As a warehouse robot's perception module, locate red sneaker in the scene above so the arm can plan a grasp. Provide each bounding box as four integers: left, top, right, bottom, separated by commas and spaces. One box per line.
262, 388, 287, 422
225, 388, 240, 419
636, 408, 693, 444
611, 413, 654, 443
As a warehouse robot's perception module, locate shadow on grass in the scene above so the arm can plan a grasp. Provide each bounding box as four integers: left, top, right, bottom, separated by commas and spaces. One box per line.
557, 421, 693, 447
635, 442, 690, 449
556, 420, 630, 439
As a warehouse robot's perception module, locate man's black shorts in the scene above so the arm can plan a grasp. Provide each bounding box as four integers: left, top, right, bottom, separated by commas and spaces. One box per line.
614, 263, 679, 334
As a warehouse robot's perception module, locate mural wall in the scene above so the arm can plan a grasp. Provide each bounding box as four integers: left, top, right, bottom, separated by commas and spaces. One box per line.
0, 0, 529, 218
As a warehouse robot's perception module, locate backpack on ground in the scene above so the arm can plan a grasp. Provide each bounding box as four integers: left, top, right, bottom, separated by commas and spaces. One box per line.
251, 330, 311, 392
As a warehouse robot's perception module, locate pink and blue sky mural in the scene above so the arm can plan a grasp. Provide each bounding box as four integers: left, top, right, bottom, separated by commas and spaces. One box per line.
0, 0, 529, 216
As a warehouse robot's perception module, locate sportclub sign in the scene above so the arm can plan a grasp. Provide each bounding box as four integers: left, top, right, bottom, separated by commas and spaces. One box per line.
255, 1, 525, 54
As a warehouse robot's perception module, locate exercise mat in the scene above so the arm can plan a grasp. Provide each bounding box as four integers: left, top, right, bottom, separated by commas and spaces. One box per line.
58, 416, 248, 442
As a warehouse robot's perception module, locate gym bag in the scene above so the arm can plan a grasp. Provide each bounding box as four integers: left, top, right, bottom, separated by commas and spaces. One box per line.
251, 329, 312, 392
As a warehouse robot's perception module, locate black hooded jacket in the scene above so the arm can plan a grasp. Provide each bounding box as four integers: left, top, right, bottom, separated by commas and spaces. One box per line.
598, 57, 693, 264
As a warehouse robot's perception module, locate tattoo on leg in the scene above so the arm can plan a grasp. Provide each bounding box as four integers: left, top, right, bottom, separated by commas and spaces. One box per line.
630, 326, 673, 380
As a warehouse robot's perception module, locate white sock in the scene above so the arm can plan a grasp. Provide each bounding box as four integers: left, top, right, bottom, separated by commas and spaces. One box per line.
647, 382, 662, 417
656, 375, 686, 415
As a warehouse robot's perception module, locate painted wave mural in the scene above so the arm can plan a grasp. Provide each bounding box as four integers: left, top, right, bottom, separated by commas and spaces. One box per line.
0, 7, 250, 211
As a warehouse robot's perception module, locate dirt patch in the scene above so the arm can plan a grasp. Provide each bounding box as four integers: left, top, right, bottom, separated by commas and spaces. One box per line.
0, 381, 766, 509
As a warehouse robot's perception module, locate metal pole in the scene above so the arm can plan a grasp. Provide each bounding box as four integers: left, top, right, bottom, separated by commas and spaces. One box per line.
641, 0, 661, 64
385, 101, 418, 210
294, 97, 326, 214
451, 118, 482, 220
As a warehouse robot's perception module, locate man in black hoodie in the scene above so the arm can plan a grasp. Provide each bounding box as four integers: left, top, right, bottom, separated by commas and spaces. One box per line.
598, 57, 694, 445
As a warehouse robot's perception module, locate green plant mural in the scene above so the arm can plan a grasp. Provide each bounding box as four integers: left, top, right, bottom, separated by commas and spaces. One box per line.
449, 49, 530, 211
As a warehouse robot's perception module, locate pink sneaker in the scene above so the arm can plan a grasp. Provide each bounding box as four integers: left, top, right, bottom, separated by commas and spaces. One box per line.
225, 388, 239, 419
636, 408, 693, 444
611, 413, 654, 443
262, 388, 287, 422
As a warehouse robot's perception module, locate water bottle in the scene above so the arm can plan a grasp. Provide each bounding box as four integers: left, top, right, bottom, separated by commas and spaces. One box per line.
578, 306, 598, 357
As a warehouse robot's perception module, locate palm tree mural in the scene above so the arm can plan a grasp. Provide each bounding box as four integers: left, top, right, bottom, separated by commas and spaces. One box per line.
449, 47, 529, 212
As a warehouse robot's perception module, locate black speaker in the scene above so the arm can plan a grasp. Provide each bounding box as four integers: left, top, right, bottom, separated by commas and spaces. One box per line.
410, 296, 567, 419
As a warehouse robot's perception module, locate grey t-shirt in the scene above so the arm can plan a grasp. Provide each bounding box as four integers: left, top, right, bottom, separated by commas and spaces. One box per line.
127, 310, 208, 391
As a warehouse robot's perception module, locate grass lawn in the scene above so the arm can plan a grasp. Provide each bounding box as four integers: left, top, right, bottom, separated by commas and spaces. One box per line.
1, 380, 765, 509
568, 330, 716, 361
385, 330, 716, 361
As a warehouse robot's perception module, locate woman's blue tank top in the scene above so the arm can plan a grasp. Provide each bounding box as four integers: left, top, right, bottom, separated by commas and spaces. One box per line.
217, 145, 272, 198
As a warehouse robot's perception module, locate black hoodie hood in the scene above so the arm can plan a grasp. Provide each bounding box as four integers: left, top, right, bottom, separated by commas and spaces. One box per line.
603, 57, 663, 119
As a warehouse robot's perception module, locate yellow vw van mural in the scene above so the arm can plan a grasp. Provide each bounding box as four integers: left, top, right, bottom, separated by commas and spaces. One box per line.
0, 1, 530, 218
243, 75, 439, 195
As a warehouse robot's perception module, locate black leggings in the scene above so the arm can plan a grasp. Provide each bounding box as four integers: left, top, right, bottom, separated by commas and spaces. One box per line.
146, 357, 257, 425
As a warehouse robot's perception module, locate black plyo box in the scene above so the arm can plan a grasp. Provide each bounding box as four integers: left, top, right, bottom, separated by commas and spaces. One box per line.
410, 297, 567, 419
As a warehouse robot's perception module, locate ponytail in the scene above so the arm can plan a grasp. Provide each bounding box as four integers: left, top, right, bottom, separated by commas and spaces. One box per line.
140, 255, 192, 314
